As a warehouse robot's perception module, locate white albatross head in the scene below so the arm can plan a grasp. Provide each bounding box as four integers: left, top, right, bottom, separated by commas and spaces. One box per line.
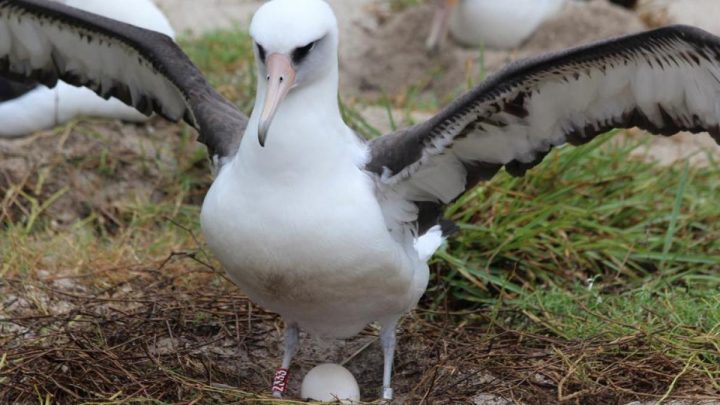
250, 0, 339, 147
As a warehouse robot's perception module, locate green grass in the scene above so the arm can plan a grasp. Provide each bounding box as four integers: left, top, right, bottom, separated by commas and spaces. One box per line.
389, 0, 428, 12
435, 134, 720, 302
426, 133, 720, 386
514, 284, 720, 391
179, 28, 257, 115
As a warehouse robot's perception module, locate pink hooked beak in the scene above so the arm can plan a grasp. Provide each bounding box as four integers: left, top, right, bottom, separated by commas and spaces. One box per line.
258, 53, 296, 147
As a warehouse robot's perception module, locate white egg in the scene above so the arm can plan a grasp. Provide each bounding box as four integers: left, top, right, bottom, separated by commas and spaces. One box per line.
300, 363, 360, 403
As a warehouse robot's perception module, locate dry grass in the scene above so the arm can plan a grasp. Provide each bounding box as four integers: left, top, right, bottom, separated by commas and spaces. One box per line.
2, 256, 718, 403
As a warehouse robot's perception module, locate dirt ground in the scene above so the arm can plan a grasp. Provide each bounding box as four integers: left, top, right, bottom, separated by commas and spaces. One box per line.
4, 259, 717, 403
153, 0, 376, 54
339, 0, 647, 98
0, 119, 204, 226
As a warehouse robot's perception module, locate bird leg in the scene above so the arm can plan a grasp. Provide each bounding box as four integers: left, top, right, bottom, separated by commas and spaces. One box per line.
380, 318, 399, 401
426, 0, 458, 51
272, 321, 299, 398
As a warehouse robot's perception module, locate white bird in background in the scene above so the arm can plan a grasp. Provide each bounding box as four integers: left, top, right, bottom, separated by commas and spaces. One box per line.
426, 0, 567, 50
425, 0, 640, 51
0, 0, 174, 137
3, 0, 720, 400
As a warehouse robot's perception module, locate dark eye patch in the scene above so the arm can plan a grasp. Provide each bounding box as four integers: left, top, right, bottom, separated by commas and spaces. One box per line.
292, 41, 316, 65
256, 43, 266, 62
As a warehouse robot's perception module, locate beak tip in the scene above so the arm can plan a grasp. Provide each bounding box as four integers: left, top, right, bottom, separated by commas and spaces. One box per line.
258, 125, 269, 147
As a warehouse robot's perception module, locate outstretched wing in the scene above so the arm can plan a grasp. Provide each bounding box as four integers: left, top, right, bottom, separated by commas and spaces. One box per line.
366, 25, 720, 235
0, 0, 248, 162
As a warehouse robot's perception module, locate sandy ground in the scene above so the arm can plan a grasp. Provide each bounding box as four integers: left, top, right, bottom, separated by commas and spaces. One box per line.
639, 0, 720, 35
340, 0, 648, 98
153, 0, 376, 49
0, 119, 201, 226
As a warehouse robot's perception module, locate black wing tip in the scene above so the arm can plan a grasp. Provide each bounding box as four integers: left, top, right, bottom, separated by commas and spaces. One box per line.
439, 219, 460, 238
0, 76, 38, 102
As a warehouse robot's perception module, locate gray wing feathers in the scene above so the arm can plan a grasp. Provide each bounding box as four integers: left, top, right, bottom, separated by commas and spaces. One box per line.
0, 0, 247, 161
367, 25, 720, 234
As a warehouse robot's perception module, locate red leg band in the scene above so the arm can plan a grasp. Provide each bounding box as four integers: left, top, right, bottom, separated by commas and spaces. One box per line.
272, 368, 290, 394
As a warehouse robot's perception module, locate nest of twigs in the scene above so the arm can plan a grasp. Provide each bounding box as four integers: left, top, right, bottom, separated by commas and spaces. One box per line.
2, 252, 717, 404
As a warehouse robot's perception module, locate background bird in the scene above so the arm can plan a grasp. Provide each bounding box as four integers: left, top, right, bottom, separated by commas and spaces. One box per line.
426, 0, 641, 52
426, 0, 567, 50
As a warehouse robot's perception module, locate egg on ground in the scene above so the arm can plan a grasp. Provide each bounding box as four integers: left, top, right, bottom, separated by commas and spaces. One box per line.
300, 363, 361, 403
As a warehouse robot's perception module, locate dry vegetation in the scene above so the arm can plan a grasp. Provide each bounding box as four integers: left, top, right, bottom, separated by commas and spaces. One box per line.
4, 260, 718, 403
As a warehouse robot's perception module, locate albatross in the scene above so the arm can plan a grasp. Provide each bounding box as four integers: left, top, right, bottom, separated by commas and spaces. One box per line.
425, 0, 641, 51
3, 0, 720, 400
426, 0, 567, 50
